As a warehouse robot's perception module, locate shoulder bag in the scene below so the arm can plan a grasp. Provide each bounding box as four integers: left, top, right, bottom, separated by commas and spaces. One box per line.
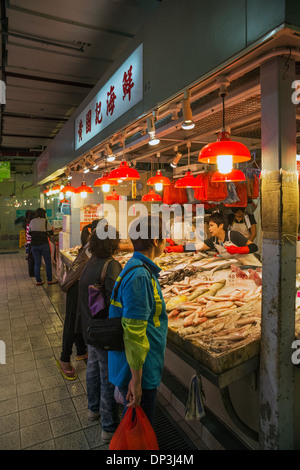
86, 263, 152, 351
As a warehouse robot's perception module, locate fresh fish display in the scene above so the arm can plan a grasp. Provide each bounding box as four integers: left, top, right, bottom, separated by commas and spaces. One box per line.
169, 287, 263, 354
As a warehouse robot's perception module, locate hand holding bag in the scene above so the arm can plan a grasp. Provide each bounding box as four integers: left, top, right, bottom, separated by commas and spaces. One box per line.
109, 406, 159, 450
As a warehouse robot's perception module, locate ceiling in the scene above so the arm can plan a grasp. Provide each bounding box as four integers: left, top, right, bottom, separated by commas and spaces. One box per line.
0, 0, 162, 173
1, 0, 300, 180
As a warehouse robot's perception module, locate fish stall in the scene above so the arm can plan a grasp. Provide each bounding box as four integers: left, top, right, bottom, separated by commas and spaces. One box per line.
157, 252, 262, 375
155, 250, 265, 445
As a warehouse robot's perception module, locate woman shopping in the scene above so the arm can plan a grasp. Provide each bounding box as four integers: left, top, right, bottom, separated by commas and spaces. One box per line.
77, 224, 122, 443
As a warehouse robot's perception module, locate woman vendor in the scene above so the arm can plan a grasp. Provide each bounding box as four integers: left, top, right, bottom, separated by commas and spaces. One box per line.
165, 212, 261, 266
227, 207, 257, 241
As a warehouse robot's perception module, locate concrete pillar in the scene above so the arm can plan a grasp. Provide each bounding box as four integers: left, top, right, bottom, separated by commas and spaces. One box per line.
259, 56, 298, 449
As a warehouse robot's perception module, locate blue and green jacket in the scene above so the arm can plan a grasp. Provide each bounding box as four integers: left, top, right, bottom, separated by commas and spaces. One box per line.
108, 252, 168, 389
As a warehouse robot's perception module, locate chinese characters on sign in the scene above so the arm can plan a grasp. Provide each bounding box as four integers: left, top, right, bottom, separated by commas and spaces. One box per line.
75, 44, 143, 150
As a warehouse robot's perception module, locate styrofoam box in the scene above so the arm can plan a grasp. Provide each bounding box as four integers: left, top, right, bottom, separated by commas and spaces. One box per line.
63, 215, 70, 233
59, 231, 70, 250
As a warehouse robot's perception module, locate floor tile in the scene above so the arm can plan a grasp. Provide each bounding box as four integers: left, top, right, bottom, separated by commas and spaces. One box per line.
46, 398, 76, 420
17, 391, 45, 411
50, 412, 82, 438
0, 430, 21, 450
43, 385, 70, 404
54, 430, 90, 450
19, 404, 48, 428
20, 421, 53, 449
0, 412, 20, 436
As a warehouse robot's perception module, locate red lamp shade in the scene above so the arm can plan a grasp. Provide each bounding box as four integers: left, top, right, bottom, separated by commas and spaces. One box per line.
141, 189, 163, 201
75, 181, 94, 194
105, 190, 121, 201
108, 161, 140, 181
147, 170, 171, 186
52, 184, 61, 193
198, 130, 251, 164
43, 188, 49, 194
211, 169, 246, 182
94, 172, 119, 187
174, 171, 203, 188
61, 182, 76, 194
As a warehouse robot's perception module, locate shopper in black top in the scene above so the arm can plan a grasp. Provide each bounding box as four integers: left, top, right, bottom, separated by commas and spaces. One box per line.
77, 223, 122, 442
29, 208, 58, 286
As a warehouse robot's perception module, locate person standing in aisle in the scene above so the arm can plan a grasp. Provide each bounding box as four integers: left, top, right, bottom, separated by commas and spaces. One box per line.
108, 214, 167, 427
29, 208, 58, 286
25, 210, 35, 277
56, 221, 101, 380
77, 223, 122, 443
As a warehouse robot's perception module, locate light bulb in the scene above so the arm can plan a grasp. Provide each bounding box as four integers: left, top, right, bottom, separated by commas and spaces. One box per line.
155, 182, 163, 191
66, 191, 71, 197
117, 179, 123, 183
217, 155, 233, 174
80, 191, 87, 199
102, 184, 110, 193
182, 120, 195, 130
92, 164, 99, 170
59, 192, 64, 200
67, 175, 72, 180
107, 155, 116, 162
149, 136, 160, 146
83, 168, 90, 173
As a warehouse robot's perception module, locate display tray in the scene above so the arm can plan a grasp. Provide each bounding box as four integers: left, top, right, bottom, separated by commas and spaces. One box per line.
167, 326, 260, 375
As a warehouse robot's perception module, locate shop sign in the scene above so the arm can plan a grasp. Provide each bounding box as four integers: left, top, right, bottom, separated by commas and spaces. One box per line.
0, 162, 10, 179
75, 44, 143, 150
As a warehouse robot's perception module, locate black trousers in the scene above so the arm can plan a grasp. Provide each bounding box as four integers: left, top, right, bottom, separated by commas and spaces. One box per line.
60, 281, 87, 362
27, 244, 35, 277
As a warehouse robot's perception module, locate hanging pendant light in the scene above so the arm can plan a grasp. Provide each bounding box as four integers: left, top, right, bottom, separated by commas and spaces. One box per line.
141, 189, 163, 201
199, 130, 251, 167
174, 142, 202, 188
105, 189, 121, 201
147, 170, 170, 191
198, 80, 251, 171
94, 172, 119, 193
211, 169, 246, 182
75, 181, 94, 198
61, 182, 76, 197
52, 184, 61, 194
108, 161, 140, 181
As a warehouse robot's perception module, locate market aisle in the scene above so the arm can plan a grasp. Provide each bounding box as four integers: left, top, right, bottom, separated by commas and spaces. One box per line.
0, 252, 206, 451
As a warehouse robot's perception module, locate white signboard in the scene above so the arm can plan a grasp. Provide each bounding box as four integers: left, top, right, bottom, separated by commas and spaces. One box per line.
75, 44, 143, 150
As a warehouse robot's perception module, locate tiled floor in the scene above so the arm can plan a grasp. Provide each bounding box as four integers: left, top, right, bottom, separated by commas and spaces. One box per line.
0, 251, 207, 451
0, 252, 114, 450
